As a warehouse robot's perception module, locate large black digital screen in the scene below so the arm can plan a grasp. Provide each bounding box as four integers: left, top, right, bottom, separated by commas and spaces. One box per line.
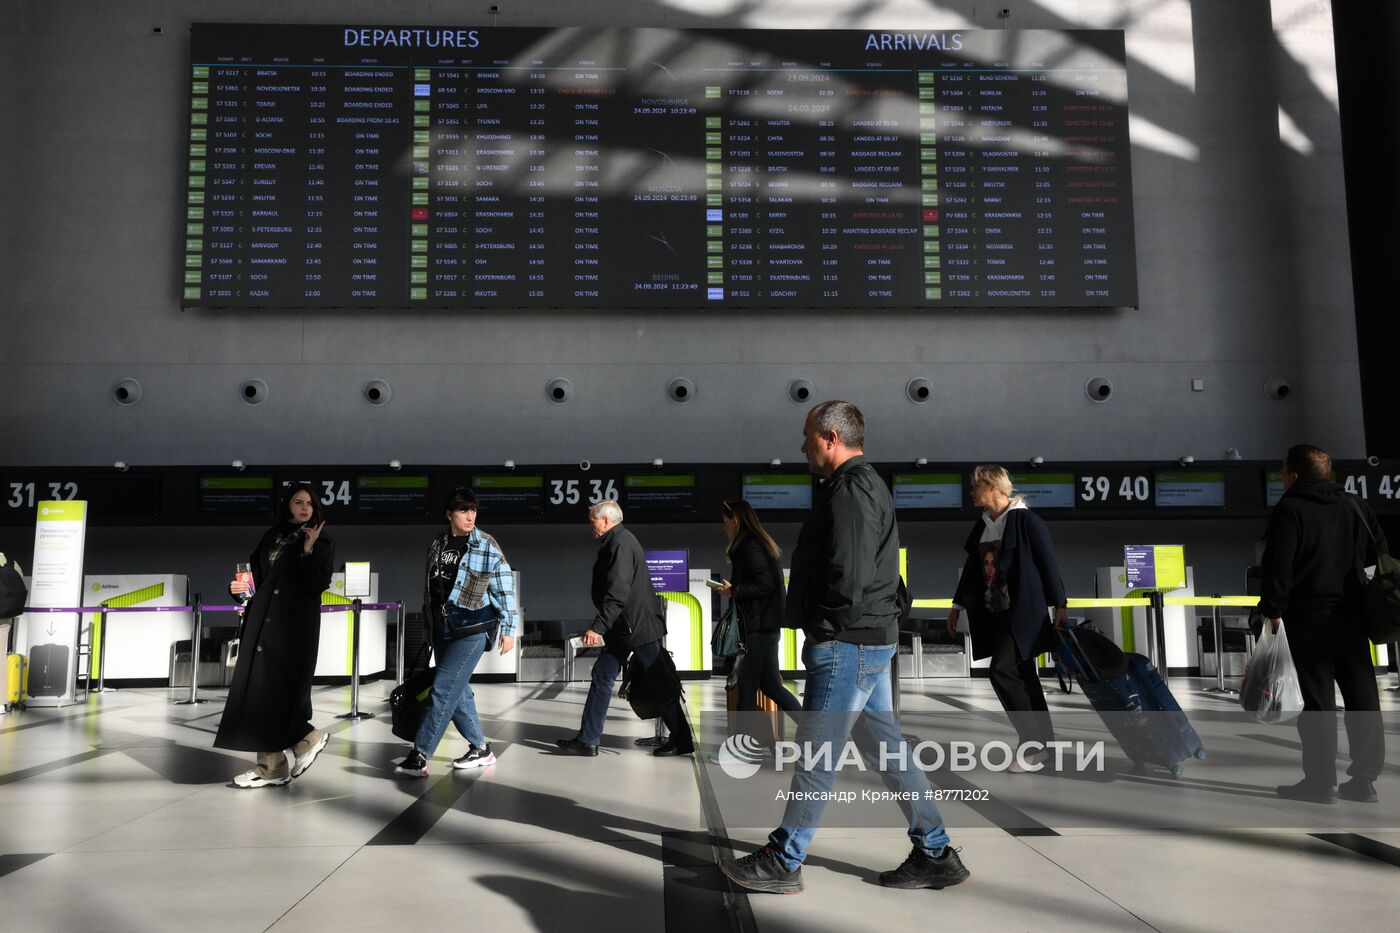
183, 24, 1136, 309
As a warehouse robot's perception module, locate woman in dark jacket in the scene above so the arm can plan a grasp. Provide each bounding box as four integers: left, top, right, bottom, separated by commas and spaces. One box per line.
215, 483, 335, 788
947, 465, 1067, 772
717, 500, 802, 747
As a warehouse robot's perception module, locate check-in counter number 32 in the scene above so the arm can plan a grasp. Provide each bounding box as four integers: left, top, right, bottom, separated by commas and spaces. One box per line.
7, 482, 79, 509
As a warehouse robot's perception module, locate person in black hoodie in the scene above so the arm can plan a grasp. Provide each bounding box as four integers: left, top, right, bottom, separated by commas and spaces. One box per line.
1262, 444, 1388, 803
556, 500, 694, 757
216, 483, 335, 788
716, 499, 802, 748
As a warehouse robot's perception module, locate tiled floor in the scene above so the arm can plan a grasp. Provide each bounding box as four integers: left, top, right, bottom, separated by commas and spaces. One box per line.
1, 674, 1397, 932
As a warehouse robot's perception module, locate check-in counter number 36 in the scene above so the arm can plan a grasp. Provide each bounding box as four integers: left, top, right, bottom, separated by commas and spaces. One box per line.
7, 482, 79, 509
549, 479, 619, 506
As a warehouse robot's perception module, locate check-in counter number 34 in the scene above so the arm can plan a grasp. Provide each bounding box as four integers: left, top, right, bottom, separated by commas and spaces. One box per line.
549, 479, 619, 506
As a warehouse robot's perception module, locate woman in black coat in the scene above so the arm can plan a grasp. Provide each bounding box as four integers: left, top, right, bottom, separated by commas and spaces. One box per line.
947, 465, 1067, 772
717, 500, 802, 748
215, 483, 335, 788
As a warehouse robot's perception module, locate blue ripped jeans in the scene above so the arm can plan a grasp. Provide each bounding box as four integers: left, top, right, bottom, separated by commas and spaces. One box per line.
767, 640, 951, 871
415, 631, 489, 754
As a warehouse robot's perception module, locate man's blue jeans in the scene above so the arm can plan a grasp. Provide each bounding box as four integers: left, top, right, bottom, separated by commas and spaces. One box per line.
415, 631, 489, 754
577, 638, 691, 747
768, 640, 951, 871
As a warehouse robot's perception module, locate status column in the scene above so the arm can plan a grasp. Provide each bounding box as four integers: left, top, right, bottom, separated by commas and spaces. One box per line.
409, 68, 432, 301
918, 71, 940, 301
184, 66, 209, 302
704, 112, 724, 299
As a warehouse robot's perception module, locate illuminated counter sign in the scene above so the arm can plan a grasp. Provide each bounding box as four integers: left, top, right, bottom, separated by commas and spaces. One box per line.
891, 472, 963, 509
1009, 473, 1076, 509
623, 474, 696, 512
742, 473, 813, 510
1264, 470, 1285, 508
199, 476, 274, 514
645, 549, 689, 592
1123, 544, 1186, 591
471, 474, 545, 511
1154, 471, 1225, 508
356, 475, 429, 513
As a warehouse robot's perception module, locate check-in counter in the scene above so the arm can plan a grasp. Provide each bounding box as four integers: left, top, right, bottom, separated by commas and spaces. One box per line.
661, 569, 714, 673
81, 574, 193, 681
1087, 566, 1198, 669
316, 573, 387, 678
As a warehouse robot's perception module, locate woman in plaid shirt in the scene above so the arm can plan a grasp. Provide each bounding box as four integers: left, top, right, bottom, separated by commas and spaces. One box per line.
396, 487, 518, 777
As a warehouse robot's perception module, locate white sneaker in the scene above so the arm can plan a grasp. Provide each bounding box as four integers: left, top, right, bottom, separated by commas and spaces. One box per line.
291, 731, 329, 778
452, 744, 496, 770
233, 769, 291, 788
1007, 750, 1051, 774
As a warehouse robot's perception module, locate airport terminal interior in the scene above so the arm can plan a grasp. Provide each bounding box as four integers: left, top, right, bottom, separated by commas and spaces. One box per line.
5, 0, 1400, 931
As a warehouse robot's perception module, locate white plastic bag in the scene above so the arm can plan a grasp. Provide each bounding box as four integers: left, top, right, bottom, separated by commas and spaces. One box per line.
1239, 620, 1304, 724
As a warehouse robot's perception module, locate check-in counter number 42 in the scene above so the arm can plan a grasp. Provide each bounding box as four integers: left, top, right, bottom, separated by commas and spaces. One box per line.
1343, 473, 1400, 500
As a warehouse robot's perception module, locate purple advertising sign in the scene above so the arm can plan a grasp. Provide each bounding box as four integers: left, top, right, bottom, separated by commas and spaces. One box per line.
645, 549, 689, 593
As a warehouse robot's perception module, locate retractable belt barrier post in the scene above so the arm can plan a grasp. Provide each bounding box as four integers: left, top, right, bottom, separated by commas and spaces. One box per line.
395, 603, 407, 687
337, 598, 374, 721
174, 594, 206, 705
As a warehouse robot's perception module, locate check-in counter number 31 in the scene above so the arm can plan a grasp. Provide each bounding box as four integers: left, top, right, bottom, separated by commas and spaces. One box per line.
7, 482, 79, 509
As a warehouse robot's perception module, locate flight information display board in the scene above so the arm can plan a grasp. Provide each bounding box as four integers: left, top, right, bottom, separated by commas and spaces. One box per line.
182, 24, 1137, 309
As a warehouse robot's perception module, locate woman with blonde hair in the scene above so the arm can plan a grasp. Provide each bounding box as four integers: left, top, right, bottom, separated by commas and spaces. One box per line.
947, 466, 1067, 772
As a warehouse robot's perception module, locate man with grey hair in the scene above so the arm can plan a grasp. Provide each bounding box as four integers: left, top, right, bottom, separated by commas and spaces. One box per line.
720, 400, 966, 894
556, 500, 694, 756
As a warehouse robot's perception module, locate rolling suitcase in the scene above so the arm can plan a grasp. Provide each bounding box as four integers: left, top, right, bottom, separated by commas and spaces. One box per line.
28, 643, 69, 698
5, 653, 27, 709
1056, 623, 1206, 777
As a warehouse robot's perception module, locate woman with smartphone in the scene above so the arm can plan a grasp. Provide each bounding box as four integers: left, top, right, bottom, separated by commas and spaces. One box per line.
716, 499, 802, 749
215, 483, 335, 788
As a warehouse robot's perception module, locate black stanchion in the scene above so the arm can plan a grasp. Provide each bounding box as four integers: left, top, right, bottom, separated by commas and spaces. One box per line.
1203, 597, 1238, 695
395, 602, 406, 687
1147, 591, 1168, 680
337, 598, 374, 721
174, 594, 206, 705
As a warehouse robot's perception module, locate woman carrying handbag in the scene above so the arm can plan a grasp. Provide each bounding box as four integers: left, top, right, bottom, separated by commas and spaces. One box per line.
716, 500, 802, 752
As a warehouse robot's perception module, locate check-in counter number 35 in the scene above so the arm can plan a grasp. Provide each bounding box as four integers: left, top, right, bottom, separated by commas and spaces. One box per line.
549, 479, 619, 506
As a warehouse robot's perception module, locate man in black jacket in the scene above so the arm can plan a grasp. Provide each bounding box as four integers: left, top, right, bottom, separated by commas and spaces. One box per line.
719, 401, 966, 894
1262, 444, 1387, 803
556, 500, 694, 757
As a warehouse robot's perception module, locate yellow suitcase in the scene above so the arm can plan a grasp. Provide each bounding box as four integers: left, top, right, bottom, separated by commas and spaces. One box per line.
6, 653, 27, 709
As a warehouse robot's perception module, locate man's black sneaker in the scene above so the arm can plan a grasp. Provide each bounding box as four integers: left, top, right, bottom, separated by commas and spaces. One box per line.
717, 846, 804, 894
879, 846, 971, 889
1275, 779, 1335, 804
395, 749, 429, 778
555, 738, 599, 757
1338, 777, 1378, 802
453, 744, 496, 770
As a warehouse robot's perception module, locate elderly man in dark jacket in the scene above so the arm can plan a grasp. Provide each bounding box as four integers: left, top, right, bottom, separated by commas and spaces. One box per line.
720, 400, 966, 895
1262, 444, 1388, 803
556, 500, 694, 757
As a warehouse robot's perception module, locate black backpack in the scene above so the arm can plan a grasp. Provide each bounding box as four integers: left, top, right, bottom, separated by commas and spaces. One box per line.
0, 556, 26, 618
1346, 496, 1400, 643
